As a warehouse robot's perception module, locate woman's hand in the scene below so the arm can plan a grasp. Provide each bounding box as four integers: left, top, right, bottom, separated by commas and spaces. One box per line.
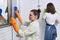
10, 17, 16, 25
15, 10, 23, 23
15, 10, 19, 14
10, 17, 20, 32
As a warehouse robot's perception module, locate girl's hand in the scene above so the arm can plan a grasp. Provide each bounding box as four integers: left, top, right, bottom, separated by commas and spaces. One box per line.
56, 19, 60, 24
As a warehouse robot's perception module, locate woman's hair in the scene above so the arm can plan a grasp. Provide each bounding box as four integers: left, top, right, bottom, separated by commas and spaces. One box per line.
46, 3, 56, 14
30, 9, 41, 19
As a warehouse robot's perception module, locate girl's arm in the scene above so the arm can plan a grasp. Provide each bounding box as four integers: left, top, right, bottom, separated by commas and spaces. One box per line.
55, 19, 60, 25
42, 13, 47, 20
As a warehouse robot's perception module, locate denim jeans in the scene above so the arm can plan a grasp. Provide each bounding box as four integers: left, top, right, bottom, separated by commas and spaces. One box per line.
44, 23, 57, 40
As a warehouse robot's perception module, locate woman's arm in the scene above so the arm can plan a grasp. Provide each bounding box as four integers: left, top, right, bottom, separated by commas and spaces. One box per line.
10, 17, 35, 37
10, 17, 20, 32
15, 10, 30, 26
10, 17, 36, 37
15, 10, 23, 23
17, 25, 36, 37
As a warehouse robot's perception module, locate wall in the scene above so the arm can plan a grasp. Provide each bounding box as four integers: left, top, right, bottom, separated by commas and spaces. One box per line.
0, 27, 12, 40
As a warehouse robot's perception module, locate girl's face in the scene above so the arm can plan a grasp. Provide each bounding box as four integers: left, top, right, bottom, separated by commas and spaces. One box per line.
29, 12, 37, 22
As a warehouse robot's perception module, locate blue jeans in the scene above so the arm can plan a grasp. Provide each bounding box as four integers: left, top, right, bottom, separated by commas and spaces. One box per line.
44, 23, 57, 40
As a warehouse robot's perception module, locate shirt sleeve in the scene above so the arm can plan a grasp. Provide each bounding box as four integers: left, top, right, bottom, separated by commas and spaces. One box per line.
17, 25, 36, 37
21, 20, 30, 26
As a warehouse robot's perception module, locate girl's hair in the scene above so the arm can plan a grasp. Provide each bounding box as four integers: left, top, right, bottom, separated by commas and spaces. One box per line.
46, 3, 56, 14
30, 9, 41, 19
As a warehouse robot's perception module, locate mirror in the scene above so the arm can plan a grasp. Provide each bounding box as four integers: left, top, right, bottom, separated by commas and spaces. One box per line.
0, 0, 12, 26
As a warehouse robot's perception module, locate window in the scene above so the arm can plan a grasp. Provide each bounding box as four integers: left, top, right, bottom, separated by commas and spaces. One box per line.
0, 0, 12, 26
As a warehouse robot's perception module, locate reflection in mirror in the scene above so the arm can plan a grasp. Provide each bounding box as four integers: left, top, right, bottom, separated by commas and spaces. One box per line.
0, 8, 7, 25
0, 0, 8, 26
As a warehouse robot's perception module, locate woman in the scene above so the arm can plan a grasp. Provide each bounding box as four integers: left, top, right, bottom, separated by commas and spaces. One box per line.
42, 3, 59, 40
10, 9, 41, 40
